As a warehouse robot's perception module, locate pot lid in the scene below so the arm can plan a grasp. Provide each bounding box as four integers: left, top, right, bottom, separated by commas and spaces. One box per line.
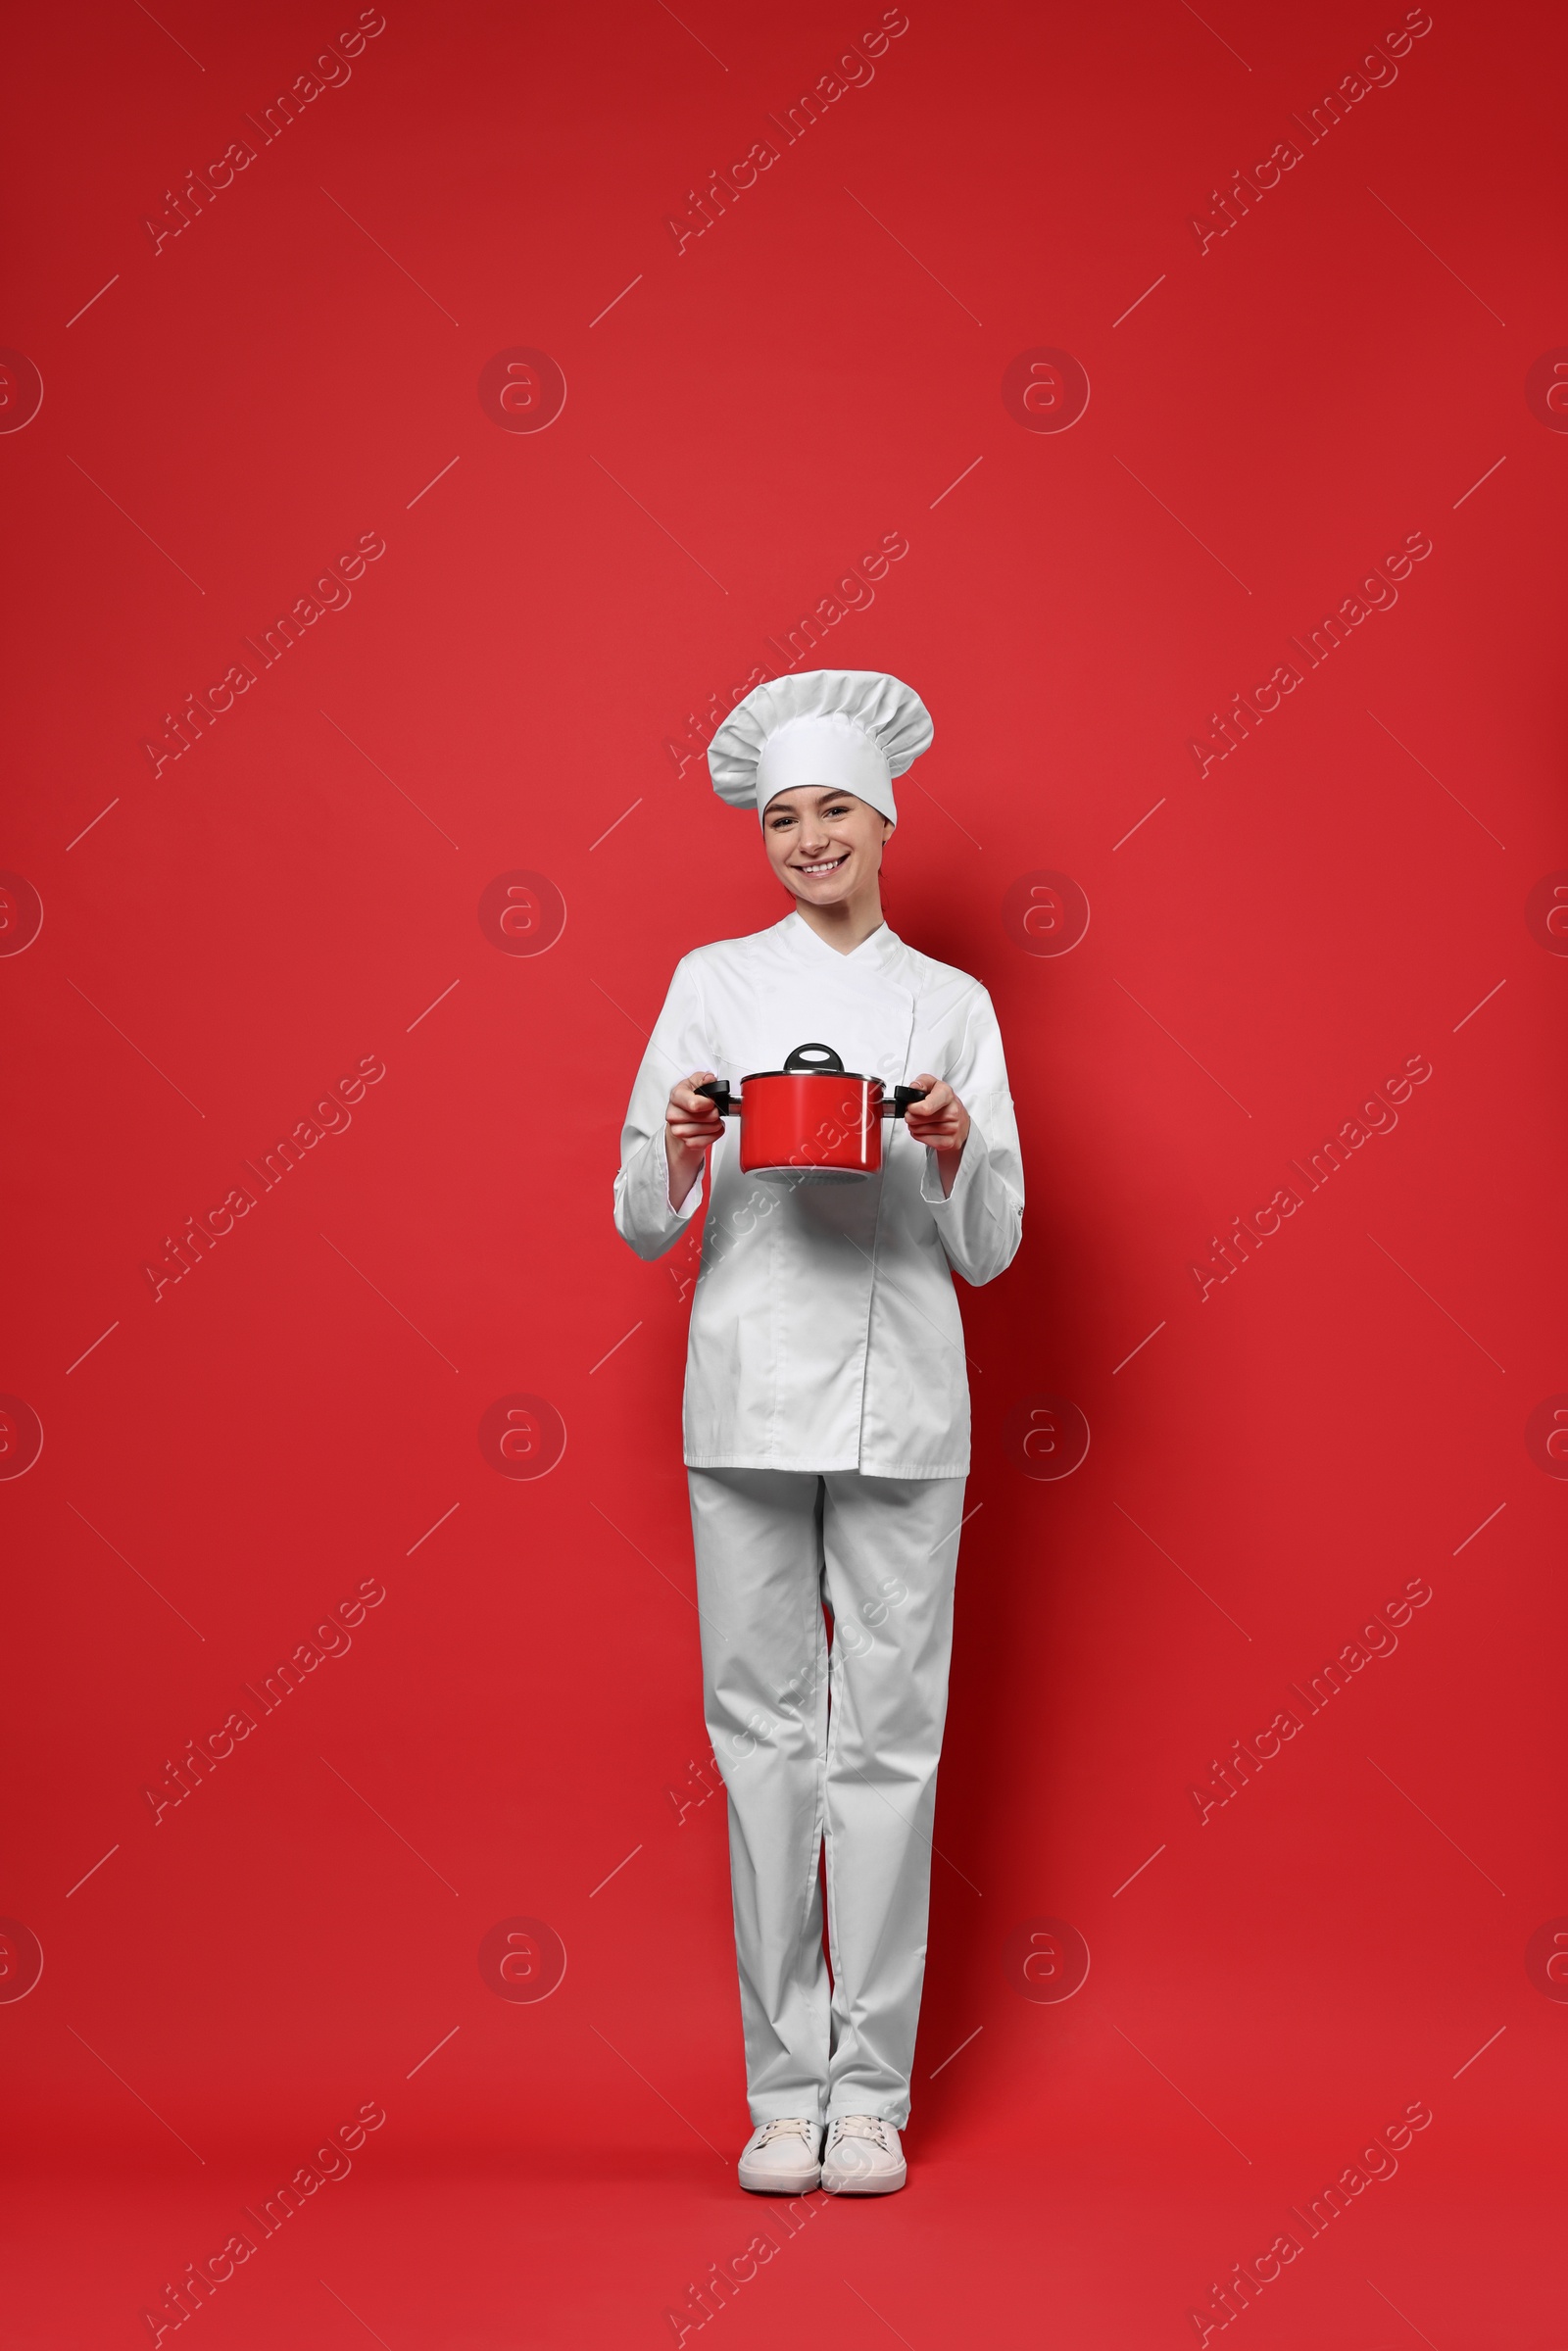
741, 1066, 878, 1085
740, 1041, 879, 1085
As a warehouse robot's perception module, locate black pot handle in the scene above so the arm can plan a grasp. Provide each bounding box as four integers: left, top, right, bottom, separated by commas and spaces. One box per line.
891, 1084, 929, 1119
784, 1042, 845, 1074
692, 1079, 735, 1115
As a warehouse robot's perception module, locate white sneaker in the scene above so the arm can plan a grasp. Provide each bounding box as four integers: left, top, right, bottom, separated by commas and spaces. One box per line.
822, 2115, 906, 2195
737, 2117, 822, 2194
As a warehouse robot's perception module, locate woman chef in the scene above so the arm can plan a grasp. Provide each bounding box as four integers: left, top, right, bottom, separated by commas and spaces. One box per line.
612, 668, 1024, 2197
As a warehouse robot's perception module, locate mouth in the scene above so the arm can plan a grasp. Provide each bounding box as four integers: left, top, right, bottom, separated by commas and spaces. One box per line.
794, 852, 850, 878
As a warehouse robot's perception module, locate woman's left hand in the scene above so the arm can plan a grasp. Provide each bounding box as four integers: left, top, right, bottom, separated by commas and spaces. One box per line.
904, 1074, 970, 1159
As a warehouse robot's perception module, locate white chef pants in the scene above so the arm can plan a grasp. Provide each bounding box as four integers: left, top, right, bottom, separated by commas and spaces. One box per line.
687, 1465, 966, 2130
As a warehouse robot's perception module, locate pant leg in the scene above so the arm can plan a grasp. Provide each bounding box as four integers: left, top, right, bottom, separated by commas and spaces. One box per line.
687, 1465, 832, 2126
818, 1468, 967, 2127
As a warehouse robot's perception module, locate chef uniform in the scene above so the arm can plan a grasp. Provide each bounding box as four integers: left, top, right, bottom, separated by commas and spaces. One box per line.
612, 669, 1024, 2133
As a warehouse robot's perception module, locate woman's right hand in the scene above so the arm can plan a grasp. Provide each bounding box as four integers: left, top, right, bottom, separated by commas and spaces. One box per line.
664, 1071, 724, 1209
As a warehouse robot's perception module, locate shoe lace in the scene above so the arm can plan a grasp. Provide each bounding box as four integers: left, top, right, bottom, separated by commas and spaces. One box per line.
758, 2118, 815, 2147
831, 2116, 890, 2149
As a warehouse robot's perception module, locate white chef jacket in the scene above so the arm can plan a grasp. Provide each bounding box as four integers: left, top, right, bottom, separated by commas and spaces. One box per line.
612, 909, 1024, 1478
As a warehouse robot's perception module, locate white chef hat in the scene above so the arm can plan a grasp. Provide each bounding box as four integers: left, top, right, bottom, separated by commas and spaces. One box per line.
708, 668, 933, 827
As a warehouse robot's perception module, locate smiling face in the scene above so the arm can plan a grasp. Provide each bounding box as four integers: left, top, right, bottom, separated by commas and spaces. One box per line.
760, 786, 893, 908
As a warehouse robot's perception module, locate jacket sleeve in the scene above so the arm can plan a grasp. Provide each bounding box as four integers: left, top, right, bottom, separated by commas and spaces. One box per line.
918, 984, 1025, 1286
612, 954, 713, 1262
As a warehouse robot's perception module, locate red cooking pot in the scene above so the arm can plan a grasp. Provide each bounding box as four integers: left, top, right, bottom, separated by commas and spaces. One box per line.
695, 1044, 927, 1180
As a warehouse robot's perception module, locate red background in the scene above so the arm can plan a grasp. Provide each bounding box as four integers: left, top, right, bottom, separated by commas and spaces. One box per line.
4, 0, 1565, 2342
